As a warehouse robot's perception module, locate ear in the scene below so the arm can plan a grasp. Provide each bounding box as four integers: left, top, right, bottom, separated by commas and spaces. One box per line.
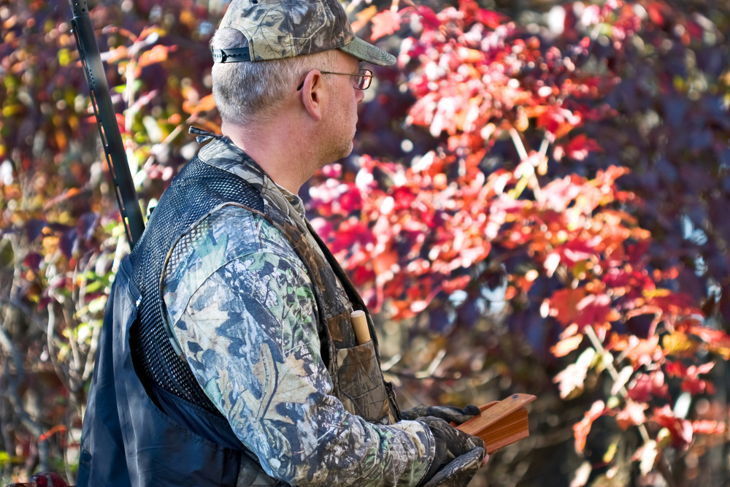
299, 70, 325, 122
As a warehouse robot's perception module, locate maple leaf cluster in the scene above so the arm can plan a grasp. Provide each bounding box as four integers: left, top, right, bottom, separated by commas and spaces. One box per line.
309, 0, 729, 480
312, 149, 495, 318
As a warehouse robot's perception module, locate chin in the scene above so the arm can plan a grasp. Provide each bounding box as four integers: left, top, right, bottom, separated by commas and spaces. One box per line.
337, 140, 355, 160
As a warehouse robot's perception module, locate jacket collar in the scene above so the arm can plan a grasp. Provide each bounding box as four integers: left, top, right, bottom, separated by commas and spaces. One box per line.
197, 135, 307, 224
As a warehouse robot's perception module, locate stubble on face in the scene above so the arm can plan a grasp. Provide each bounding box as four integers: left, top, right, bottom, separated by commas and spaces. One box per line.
319, 54, 362, 166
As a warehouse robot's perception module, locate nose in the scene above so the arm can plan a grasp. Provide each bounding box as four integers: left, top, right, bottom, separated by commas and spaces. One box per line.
355, 87, 365, 104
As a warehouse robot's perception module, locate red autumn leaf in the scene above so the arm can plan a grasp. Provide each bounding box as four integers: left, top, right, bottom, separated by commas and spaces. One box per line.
562, 134, 602, 161
652, 405, 693, 448
683, 19, 703, 42
327, 218, 373, 255
414, 6, 441, 31
115, 113, 128, 134
664, 360, 686, 377
603, 267, 656, 299
643, 288, 700, 317
29, 472, 68, 487
627, 371, 669, 402
23, 252, 43, 271
646, 1, 669, 27
555, 239, 597, 267
441, 275, 471, 293
548, 287, 587, 327
370, 10, 402, 41
537, 106, 581, 140
339, 184, 364, 214
475, 9, 506, 29
391, 186, 418, 211
681, 376, 714, 395
680, 362, 716, 395
458, 0, 506, 28
574, 293, 619, 330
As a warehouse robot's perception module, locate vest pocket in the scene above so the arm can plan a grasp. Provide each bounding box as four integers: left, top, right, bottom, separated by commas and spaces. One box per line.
335, 341, 397, 424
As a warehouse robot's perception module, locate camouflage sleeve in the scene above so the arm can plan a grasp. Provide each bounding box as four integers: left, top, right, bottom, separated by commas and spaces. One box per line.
164, 209, 435, 486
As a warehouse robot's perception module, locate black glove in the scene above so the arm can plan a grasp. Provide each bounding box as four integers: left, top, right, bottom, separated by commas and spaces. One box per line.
418, 416, 486, 487
402, 404, 481, 425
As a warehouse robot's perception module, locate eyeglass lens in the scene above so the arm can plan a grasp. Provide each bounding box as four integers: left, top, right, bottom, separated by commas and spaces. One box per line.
356, 69, 372, 90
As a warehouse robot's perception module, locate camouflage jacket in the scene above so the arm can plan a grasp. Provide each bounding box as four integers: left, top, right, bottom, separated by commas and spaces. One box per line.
161, 137, 435, 486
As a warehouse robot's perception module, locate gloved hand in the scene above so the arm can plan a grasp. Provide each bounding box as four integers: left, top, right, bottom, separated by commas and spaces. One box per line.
402, 404, 481, 425
418, 416, 486, 487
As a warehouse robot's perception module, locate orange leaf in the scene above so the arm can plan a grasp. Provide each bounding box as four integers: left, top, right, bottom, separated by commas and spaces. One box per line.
138, 44, 176, 69
183, 93, 217, 115
686, 324, 730, 360
351, 5, 378, 32
39, 425, 67, 442
548, 287, 587, 326
550, 334, 584, 357
43, 188, 81, 210
370, 10, 402, 41
573, 400, 607, 453
692, 420, 726, 436
373, 249, 398, 274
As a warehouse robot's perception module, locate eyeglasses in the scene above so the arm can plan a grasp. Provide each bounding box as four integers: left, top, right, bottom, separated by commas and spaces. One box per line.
296, 68, 373, 91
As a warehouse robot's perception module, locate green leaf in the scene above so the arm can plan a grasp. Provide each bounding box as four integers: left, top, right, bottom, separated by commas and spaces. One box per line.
0, 238, 13, 268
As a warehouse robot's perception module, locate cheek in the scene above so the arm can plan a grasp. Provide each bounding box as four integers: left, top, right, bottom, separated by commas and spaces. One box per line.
350, 94, 360, 120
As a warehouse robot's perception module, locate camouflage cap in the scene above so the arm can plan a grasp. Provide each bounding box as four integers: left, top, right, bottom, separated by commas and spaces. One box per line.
211, 0, 396, 66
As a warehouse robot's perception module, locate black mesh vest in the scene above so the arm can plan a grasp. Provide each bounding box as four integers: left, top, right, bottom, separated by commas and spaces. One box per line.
129, 155, 264, 418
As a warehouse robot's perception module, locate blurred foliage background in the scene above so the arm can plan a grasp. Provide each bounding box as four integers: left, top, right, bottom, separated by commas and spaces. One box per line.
0, 0, 728, 485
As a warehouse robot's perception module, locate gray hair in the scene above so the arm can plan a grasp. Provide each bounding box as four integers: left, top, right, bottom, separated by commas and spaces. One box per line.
210, 28, 335, 125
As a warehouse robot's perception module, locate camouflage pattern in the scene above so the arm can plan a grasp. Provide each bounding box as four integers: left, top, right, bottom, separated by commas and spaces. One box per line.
193, 136, 401, 426
336, 342, 399, 422
161, 136, 434, 485
215, 0, 396, 66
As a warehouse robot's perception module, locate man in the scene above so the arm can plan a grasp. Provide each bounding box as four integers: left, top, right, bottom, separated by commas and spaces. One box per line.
77, 1, 485, 486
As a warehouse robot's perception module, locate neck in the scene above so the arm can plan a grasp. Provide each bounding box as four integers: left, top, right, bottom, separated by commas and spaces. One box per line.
221, 118, 320, 194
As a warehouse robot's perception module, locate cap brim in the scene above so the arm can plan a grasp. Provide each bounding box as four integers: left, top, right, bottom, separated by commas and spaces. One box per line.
339, 37, 396, 66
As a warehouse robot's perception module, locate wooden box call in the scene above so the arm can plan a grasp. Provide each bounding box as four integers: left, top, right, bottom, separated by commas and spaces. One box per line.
456, 393, 536, 454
